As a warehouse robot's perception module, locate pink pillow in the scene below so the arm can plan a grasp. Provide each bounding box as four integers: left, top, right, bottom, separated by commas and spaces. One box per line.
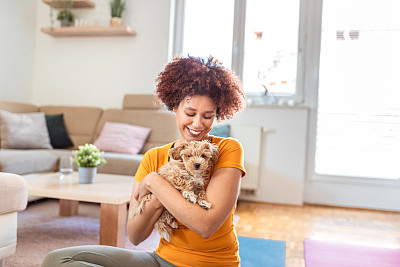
94, 122, 151, 154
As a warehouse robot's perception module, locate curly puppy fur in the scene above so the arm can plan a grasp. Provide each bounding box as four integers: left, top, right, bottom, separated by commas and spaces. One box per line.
130, 140, 218, 242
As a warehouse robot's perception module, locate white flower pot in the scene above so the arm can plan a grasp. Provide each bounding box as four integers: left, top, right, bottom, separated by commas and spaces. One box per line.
78, 167, 97, 184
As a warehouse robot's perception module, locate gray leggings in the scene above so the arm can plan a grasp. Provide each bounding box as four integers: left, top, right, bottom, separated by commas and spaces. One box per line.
41, 245, 177, 267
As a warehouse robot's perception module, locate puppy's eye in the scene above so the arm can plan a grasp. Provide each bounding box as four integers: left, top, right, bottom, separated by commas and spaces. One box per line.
201, 154, 205, 158
187, 155, 192, 158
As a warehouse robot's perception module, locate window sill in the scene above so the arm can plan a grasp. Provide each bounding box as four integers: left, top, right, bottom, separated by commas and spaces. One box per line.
246, 96, 309, 109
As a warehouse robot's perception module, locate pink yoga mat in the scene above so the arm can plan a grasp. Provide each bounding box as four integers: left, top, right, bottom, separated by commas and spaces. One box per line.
304, 238, 400, 267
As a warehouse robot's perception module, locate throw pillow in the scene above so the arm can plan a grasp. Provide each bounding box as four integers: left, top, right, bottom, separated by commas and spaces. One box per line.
209, 124, 231, 137
94, 122, 151, 154
0, 110, 53, 149
45, 114, 74, 148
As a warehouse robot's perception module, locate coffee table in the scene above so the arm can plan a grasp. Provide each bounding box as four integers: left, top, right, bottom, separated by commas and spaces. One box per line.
26, 172, 134, 248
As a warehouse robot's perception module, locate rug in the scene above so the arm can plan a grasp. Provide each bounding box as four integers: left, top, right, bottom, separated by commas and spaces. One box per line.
7, 199, 286, 267
7, 199, 159, 267
238, 236, 286, 267
304, 238, 400, 267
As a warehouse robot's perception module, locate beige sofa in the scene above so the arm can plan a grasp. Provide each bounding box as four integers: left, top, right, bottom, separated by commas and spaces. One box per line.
0, 172, 28, 267
0, 94, 179, 177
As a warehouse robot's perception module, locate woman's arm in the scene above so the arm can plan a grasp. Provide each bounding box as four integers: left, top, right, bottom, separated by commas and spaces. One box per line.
126, 179, 164, 245
140, 167, 241, 239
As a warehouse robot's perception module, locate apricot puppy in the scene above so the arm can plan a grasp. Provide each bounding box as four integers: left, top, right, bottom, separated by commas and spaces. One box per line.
130, 140, 218, 242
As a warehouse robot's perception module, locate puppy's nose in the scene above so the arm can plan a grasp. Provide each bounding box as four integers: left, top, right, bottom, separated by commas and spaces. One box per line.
194, 163, 201, 169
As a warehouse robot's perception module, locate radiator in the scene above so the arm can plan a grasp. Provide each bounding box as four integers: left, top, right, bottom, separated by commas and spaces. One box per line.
230, 125, 265, 191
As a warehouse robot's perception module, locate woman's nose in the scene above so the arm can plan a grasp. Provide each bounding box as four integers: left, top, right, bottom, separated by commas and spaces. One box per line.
192, 116, 203, 127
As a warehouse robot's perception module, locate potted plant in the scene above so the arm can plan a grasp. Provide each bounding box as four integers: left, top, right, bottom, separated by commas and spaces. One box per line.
110, 0, 126, 26
73, 144, 106, 184
57, 8, 74, 27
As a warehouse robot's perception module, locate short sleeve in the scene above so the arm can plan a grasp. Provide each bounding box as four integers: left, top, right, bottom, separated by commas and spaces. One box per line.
134, 144, 171, 182
134, 148, 158, 182
213, 138, 246, 177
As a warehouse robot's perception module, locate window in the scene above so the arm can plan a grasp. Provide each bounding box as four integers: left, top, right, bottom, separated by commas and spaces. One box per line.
314, 0, 400, 179
182, 0, 235, 68
176, 0, 302, 101
242, 0, 300, 96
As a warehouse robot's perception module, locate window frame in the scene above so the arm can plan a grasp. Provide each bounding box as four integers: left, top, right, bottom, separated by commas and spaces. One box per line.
171, 0, 308, 105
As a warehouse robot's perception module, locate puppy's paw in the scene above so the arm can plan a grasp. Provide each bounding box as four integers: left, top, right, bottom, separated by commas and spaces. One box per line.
160, 231, 171, 242
169, 219, 178, 229
129, 203, 142, 217
198, 200, 212, 210
182, 191, 197, 203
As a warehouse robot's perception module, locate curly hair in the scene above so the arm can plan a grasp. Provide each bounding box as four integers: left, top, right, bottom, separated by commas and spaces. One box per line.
155, 55, 246, 121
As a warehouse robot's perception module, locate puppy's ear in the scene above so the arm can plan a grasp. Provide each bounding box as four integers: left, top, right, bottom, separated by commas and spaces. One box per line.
210, 144, 219, 164
169, 143, 186, 161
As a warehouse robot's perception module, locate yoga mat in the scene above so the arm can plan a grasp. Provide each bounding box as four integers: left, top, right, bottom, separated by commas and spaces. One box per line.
304, 238, 400, 267
238, 236, 286, 267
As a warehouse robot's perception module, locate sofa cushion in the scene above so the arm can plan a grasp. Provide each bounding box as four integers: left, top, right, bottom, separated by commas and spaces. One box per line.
0, 150, 58, 175
40, 106, 103, 149
45, 114, 74, 148
0, 173, 27, 215
98, 152, 144, 176
94, 109, 179, 154
0, 111, 52, 149
210, 124, 231, 138
122, 94, 162, 110
94, 122, 151, 154
0, 100, 39, 113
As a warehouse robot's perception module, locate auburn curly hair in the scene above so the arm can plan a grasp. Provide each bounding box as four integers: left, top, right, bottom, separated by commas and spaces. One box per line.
155, 55, 246, 121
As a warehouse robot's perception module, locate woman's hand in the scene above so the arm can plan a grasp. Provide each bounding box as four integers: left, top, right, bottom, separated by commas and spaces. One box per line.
134, 172, 163, 204
127, 177, 164, 245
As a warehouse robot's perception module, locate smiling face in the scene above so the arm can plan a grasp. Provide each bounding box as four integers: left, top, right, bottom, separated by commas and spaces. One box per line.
173, 95, 217, 144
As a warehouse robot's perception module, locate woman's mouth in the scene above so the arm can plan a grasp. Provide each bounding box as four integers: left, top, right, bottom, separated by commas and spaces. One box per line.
187, 127, 202, 137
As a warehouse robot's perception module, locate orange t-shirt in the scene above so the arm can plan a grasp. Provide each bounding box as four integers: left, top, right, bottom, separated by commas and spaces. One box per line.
135, 136, 246, 267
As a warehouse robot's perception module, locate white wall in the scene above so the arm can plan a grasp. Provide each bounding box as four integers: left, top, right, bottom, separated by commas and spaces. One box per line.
32, 0, 173, 108
0, 0, 38, 102
1, 0, 309, 206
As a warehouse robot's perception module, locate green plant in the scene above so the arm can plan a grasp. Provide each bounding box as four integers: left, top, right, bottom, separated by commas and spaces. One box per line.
110, 0, 126, 18
49, 0, 73, 29
73, 144, 107, 168
57, 8, 74, 24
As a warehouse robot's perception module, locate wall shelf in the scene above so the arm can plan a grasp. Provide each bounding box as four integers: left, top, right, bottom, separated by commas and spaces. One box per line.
43, 0, 95, 9
41, 26, 137, 37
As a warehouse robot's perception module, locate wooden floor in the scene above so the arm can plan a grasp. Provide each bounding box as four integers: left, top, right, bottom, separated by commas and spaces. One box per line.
235, 201, 400, 267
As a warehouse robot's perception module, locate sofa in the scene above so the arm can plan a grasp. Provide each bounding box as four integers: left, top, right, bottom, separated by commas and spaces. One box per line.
0, 172, 28, 267
0, 94, 179, 180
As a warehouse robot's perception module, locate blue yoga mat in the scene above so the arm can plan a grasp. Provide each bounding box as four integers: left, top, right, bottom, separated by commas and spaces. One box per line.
238, 236, 286, 267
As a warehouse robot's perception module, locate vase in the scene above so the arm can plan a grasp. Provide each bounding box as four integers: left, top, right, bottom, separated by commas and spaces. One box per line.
110, 17, 122, 27
60, 21, 74, 27
78, 167, 97, 184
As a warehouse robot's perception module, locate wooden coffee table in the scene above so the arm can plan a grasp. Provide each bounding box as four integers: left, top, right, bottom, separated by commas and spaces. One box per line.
26, 172, 134, 248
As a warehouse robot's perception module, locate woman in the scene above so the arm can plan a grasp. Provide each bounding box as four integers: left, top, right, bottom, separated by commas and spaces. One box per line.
42, 55, 246, 267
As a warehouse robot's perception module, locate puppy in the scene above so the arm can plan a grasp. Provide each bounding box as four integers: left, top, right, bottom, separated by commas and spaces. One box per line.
130, 140, 218, 242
